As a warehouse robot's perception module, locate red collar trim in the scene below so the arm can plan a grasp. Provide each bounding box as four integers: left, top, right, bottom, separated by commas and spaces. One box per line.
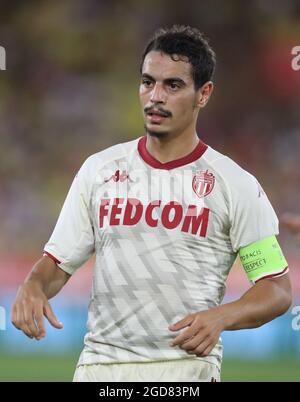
137, 135, 208, 170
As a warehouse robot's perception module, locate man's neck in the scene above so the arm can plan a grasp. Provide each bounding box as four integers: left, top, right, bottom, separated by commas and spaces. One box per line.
145, 132, 200, 164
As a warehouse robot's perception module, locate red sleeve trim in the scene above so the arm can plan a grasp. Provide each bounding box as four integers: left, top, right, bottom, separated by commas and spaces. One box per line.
43, 250, 61, 265
255, 266, 289, 283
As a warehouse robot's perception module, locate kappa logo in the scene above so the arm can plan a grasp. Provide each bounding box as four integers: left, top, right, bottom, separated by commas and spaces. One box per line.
192, 170, 215, 199
104, 170, 134, 183
257, 181, 265, 198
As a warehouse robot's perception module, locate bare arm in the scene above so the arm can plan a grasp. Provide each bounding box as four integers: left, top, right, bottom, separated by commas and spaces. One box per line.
11, 255, 71, 340
219, 273, 292, 330
169, 274, 292, 356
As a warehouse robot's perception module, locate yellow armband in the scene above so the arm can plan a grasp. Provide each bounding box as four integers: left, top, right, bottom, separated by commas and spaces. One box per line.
239, 235, 288, 283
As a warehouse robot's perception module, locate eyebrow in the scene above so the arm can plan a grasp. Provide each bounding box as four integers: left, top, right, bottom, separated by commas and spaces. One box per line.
141, 73, 187, 86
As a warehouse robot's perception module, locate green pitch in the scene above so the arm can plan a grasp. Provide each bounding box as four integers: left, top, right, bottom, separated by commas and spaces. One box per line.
0, 354, 299, 382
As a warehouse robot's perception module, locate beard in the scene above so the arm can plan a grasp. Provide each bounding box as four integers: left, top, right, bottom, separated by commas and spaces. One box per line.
144, 123, 169, 138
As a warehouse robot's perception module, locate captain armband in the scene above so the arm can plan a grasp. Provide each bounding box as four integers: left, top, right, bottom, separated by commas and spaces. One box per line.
239, 235, 288, 284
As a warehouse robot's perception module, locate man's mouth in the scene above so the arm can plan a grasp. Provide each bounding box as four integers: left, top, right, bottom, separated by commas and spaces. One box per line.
146, 109, 170, 124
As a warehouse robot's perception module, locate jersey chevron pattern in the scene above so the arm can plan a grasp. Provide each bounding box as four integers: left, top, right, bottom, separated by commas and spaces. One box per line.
43, 135, 286, 368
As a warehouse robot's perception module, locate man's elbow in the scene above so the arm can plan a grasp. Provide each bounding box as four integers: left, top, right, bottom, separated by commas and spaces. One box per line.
278, 290, 292, 316
270, 274, 293, 316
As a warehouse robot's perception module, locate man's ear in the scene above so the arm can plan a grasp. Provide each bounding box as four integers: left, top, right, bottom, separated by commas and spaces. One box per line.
197, 81, 214, 108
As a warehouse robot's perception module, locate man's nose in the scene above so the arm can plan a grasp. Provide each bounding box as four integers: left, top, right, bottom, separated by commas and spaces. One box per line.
150, 83, 166, 104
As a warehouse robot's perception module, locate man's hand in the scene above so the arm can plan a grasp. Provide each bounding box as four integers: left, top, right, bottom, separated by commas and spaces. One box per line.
281, 213, 300, 241
11, 255, 69, 340
168, 274, 292, 357
11, 281, 63, 340
168, 308, 225, 357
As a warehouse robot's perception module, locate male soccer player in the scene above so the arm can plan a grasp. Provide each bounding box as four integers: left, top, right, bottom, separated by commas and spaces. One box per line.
12, 25, 292, 382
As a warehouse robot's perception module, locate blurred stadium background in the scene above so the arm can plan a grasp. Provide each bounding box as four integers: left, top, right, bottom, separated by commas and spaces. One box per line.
0, 0, 300, 381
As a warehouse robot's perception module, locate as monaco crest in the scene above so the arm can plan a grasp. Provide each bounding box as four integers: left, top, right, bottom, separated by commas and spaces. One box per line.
192, 170, 215, 198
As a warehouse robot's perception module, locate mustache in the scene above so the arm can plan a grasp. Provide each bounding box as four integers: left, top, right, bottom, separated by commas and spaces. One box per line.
144, 106, 172, 117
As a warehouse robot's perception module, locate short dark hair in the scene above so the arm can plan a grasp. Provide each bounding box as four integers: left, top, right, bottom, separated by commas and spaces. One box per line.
140, 25, 216, 90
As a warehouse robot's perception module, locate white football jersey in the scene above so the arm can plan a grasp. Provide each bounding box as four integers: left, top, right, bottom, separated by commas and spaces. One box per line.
43, 135, 282, 369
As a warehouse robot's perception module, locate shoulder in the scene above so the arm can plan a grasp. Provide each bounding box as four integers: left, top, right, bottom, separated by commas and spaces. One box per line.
73, 137, 140, 190
77, 137, 140, 179
203, 145, 259, 195
83, 137, 140, 170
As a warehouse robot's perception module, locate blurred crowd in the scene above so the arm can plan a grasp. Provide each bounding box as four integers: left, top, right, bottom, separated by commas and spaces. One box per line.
0, 0, 300, 255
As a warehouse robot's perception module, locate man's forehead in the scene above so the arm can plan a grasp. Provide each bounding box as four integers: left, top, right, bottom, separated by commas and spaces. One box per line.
142, 50, 192, 81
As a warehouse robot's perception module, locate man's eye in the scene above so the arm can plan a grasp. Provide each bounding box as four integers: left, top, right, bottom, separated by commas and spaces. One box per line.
169, 83, 180, 89
142, 80, 152, 87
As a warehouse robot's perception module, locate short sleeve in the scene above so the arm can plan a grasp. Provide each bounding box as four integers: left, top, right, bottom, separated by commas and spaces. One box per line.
229, 172, 279, 253
43, 158, 95, 275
